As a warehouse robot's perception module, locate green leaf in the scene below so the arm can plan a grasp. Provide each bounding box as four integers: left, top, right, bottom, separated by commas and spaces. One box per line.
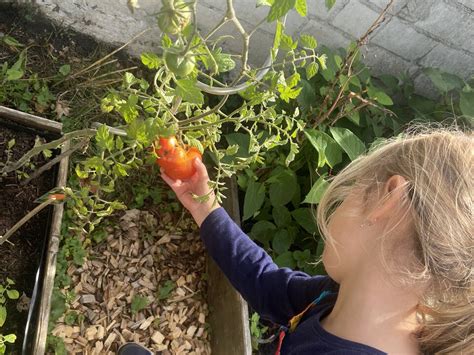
0, 306, 6, 327
423, 68, 464, 93
117, 94, 139, 123
3, 334, 16, 343
59, 64, 71, 76
274, 251, 296, 268
304, 129, 342, 168
7, 139, 15, 150
243, 180, 266, 221
6, 68, 23, 80
141, 52, 161, 69
291, 208, 318, 234
2, 35, 23, 47
95, 124, 114, 151
300, 34, 316, 49
213, 49, 236, 73
278, 84, 302, 103
174, 78, 204, 105
303, 175, 329, 204
280, 33, 297, 51
367, 86, 393, 106
460, 90, 474, 117
158, 280, 175, 300
6, 289, 19, 300
267, 0, 296, 22
131, 295, 149, 315
272, 205, 292, 227
325, 0, 336, 10
330, 127, 366, 161
305, 61, 319, 80
269, 169, 298, 206
295, 0, 307, 16
272, 229, 293, 254
250, 220, 276, 247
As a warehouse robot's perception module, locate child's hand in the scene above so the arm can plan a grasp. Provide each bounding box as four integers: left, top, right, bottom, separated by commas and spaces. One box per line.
161, 158, 220, 227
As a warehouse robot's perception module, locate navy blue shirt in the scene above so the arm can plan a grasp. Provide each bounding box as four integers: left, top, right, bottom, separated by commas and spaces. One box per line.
201, 207, 386, 354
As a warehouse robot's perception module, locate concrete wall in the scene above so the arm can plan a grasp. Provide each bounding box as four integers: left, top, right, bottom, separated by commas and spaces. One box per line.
14, 0, 474, 96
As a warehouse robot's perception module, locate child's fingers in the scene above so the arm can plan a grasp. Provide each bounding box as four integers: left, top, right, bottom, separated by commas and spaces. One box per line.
161, 170, 182, 189
193, 158, 209, 179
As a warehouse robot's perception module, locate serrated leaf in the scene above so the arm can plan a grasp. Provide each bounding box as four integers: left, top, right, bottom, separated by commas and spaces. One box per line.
295, 0, 307, 16
141, 52, 161, 69
305, 61, 319, 80
174, 78, 204, 105
267, 0, 296, 22
95, 124, 114, 151
330, 127, 366, 161
243, 180, 266, 221
303, 175, 329, 204
131, 295, 149, 315
300, 34, 317, 49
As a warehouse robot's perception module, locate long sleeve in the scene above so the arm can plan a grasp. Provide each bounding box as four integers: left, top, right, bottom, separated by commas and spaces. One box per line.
200, 207, 337, 325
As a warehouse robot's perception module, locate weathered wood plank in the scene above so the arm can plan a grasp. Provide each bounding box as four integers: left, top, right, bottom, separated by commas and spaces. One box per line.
0, 105, 62, 134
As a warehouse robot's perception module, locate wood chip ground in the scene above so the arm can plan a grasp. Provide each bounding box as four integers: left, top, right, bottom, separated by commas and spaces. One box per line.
51, 209, 211, 354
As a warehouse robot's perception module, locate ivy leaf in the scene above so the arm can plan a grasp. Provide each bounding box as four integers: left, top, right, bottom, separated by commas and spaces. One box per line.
325, 0, 336, 10
267, 0, 296, 22
305, 61, 319, 80
300, 34, 317, 49
330, 127, 366, 161
291, 208, 318, 234
460, 90, 474, 117
174, 78, 204, 105
303, 175, 329, 204
367, 86, 393, 106
272, 229, 294, 254
295, 0, 307, 16
243, 180, 266, 221
141, 52, 161, 69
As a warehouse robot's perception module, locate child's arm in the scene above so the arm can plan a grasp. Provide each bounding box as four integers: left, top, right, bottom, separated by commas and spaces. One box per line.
161, 158, 335, 325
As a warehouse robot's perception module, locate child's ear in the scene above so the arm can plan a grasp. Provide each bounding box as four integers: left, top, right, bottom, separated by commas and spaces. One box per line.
367, 175, 408, 222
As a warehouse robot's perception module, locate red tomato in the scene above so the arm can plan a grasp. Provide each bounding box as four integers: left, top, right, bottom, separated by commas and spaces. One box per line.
157, 136, 177, 156
156, 140, 202, 180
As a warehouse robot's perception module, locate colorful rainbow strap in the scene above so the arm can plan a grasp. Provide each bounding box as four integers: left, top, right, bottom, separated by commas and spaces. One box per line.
275, 290, 334, 355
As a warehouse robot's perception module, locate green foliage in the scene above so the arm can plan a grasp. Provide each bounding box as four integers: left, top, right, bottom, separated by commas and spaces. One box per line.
157, 280, 175, 300
0, 278, 19, 353
131, 295, 150, 315
250, 312, 269, 350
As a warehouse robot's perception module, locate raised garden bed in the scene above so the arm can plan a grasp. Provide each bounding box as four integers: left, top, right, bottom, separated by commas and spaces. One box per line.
0, 107, 67, 354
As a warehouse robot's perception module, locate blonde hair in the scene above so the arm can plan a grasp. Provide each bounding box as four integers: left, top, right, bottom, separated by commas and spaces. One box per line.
316, 124, 473, 354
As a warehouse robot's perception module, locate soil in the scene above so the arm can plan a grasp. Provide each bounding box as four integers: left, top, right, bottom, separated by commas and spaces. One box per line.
0, 122, 56, 354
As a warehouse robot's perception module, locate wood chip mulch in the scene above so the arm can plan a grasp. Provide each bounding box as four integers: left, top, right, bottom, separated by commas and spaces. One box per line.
51, 209, 211, 354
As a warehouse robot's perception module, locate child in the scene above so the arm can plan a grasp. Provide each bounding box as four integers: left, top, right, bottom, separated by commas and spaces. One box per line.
160, 127, 473, 354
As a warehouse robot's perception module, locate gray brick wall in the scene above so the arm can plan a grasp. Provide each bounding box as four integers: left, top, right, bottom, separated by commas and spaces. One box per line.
21, 0, 474, 97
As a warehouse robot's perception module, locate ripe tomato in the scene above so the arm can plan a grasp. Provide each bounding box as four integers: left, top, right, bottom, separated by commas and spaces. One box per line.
157, 136, 177, 156
156, 137, 202, 180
